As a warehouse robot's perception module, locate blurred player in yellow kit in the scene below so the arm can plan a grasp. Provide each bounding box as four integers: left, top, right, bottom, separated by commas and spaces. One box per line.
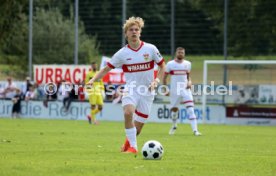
85, 62, 105, 125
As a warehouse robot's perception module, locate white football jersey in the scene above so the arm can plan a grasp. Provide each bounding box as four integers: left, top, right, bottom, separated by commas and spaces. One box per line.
107, 42, 164, 89
165, 59, 191, 93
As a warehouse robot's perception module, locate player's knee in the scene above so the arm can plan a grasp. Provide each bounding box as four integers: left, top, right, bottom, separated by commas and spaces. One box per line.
124, 109, 134, 118
98, 105, 103, 111
91, 105, 96, 109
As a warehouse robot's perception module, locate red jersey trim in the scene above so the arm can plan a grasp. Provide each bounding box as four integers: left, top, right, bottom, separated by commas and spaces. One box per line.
127, 41, 144, 52
122, 60, 154, 73
183, 100, 193, 104
107, 62, 115, 69
169, 70, 188, 75
156, 58, 164, 66
135, 110, 148, 118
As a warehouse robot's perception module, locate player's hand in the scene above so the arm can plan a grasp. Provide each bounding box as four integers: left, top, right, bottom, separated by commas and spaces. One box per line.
186, 81, 192, 89
86, 80, 94, 86
148, 78, 160, 92
85, 80, 94, 94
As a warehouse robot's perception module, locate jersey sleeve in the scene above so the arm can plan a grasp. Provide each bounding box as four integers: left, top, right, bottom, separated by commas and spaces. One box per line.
187, 61, 192, 73
152, 45, 164, 66
165, 62, 171, 74
107, 50, 124, 69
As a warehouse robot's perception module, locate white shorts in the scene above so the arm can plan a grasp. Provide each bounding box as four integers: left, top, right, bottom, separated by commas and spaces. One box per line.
170, 89, 194, 108
122, 91, 154, 123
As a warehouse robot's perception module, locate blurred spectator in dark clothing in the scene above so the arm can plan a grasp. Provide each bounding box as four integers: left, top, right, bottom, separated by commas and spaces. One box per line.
43, 83, 57, 108
104, 82, 116, 102
112, 84, 124, 104
12, 88, 23, 118
22, 76, 33, 98
63, 84, 78, 111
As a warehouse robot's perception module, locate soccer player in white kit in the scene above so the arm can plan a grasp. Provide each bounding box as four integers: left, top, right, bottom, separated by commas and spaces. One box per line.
87, 17, 166, 154
163, 47, 201, 136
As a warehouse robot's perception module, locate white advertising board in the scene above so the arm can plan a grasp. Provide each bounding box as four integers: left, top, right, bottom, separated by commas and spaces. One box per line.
0, 100, 225, 124
1, 100, 275, 125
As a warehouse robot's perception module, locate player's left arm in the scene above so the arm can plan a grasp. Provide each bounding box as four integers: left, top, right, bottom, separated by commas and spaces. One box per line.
186, 72, 192, 89
149, 61, 166, 91
186, 61, 192, 89
156, 61, 166, 83
151, 45, 166, 88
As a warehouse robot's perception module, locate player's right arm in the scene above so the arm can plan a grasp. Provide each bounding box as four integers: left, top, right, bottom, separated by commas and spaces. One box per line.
163, 61, 171, 85
87, 66, 112, 85
163, 73, 168, 86
87, 49, 123, 86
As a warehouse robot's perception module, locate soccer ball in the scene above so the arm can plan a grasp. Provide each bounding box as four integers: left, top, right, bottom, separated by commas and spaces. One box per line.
141, 140, 164, 160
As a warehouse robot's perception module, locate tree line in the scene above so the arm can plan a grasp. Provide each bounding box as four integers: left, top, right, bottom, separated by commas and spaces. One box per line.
0, 0, 275, 77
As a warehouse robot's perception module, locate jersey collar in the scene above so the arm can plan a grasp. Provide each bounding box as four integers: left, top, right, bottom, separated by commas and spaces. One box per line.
127, 41, 144, 52
174, 58, 184, 63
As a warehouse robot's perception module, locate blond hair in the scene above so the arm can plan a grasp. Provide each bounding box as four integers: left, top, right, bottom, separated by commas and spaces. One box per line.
123, 16, 144, 33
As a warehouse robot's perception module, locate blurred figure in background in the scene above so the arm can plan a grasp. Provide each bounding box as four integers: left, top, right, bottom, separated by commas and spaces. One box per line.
33, 83, 44, 100
0, 84, 5, 99
12, 88, 23, 118
85, 62, 105, 125
43, 83, 57, 108
63, 83, 78, 111
163, 47, 201, 136
25, 86, 36, 101
4, 77, 17, 100
104, 81, 115, 102
57, 80, 68, 102
78, 81, 85, 102
112, 84, 124, 104
22, 76, 33, 99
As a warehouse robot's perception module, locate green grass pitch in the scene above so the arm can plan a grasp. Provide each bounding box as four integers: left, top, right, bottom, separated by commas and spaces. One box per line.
0, 118, 275, 176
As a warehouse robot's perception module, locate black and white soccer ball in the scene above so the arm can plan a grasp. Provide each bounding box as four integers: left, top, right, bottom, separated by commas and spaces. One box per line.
142, 140, 164, 160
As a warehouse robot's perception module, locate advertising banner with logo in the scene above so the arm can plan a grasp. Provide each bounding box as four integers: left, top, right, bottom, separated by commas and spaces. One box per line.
0, 100, 225, 124
33, 64, 126, 85
34, 65, 89, 84
0, 100, 91, 120
226, 105, 276, 125
2, 100, 275, 125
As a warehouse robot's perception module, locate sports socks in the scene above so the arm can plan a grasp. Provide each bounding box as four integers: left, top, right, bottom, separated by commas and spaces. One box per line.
189, 118, 198, 132
171, 110, 178, 128
90, 108, 100, 123
125, 127, 137, 149
187, 107, 198, 132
